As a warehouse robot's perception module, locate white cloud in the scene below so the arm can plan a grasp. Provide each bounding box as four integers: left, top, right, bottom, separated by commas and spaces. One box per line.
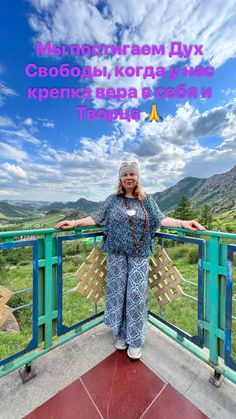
106, 0, 158, 26
30, 0, 56, 11
23, 118, 34, 126
1, 95, 235, 200
0, 143, 28, 162
0, 128, 41, 145
42, 121, 54, 128
222, 88, 236, 96
2, 163, 28, 180
0, 116, 15, 127
29, 0, 114, 44
27, 0, 236, 109
21, 118, 40, 134
132, 102, 236, 155
0, 189, 11, 195
0, 82, 17, 106
34, 117, 55, 128
0, 1, 233, 200
0, 163, 28, 189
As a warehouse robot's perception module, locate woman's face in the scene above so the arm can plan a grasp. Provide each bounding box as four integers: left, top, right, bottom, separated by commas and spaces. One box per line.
120, 172, 138, 190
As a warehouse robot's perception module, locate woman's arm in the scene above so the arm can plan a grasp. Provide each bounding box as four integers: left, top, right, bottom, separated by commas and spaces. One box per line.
55, 216, 95, 230
161, 217, 205, 231
55, 195, 114, 230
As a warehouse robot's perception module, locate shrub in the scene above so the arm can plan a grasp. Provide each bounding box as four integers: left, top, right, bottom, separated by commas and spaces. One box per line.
188, 248, 198, 264
167, 244, 189, 259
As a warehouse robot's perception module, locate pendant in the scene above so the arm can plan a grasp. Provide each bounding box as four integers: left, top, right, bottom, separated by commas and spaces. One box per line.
126, 208, 136, 216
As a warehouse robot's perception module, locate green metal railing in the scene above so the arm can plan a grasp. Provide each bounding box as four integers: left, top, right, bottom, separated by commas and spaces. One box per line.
0, 226, 235, 385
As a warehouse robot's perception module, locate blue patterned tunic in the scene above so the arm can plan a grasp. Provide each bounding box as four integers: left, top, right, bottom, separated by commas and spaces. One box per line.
91, 194, 164, 257
91, 194, 165, 347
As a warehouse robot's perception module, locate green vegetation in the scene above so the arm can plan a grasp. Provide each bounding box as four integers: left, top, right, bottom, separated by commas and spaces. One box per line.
167, 198, 236, 233
199, 204, 213, 230
149, 243, 236, 360
173, 196, 196, 220
0, 241, 103, 360
0, 196, 235, 234
0, 239, 235, 364
212, 209, 236, 233
0, 210, 69, 233
0, 202, 236, 369
149, 244, 199, 337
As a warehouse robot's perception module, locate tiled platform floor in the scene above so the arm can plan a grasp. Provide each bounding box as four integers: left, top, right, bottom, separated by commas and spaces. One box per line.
25, 350, 208, 419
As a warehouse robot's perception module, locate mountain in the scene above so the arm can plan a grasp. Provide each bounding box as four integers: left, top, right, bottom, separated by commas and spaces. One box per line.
0, 165, 235, 219
190, 165, 236, 212
152, 177, 205, 211
0, 201, 33, 218
40, 198, 100, 212
153, 165, 236, 212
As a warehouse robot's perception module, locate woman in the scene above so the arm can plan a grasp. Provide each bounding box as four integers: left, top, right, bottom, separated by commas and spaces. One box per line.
55, 161, 205, 359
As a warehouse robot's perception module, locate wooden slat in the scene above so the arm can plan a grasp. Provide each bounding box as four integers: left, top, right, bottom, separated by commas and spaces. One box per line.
75, 248, 183, 307
149, 249, 183, 306
75, 248, 106, 303
0, 286, 13, 327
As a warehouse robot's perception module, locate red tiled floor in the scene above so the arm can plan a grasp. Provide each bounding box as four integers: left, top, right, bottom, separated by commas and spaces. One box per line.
81, 350, 166, 419
24, 379, 101, 419
142, 384, 208, 419
25, 351, 208, 419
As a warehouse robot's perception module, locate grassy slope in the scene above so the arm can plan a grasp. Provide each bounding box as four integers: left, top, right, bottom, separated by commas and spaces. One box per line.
0, 211, 235, 363
1, 243, 235, 361
212, 209, 236, 233
0, 211, 69, 231
1, 207, 236, 231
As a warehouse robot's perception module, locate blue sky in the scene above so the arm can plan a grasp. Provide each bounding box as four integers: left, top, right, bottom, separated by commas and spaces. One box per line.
0, 0, 235, 201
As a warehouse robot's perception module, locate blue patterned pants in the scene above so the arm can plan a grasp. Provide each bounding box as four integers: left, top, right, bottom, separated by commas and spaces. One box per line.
104, 253, 149, 347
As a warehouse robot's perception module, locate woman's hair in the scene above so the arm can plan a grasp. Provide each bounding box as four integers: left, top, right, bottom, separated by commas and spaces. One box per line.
116, 179, 146, 200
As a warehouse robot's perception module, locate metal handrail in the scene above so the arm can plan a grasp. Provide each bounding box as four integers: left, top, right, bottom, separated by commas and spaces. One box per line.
0, 226, 235, 385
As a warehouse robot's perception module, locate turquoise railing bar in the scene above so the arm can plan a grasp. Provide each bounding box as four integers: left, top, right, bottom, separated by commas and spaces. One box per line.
0, 226, 235, 385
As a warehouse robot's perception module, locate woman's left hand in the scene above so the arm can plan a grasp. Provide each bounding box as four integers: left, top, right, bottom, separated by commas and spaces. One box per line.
181, 220, 206, 231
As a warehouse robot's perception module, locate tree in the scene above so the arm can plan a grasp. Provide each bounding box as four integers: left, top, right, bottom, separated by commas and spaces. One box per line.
173, 196, 195, 220
0, 254, 7, 282
200, 204, 213, 229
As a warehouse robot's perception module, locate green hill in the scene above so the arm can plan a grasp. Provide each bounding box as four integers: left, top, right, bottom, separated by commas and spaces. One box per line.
0, 165, 235, 222
0, 202, 32, 217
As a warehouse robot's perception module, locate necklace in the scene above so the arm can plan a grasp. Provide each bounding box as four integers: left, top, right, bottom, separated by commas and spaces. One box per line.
124, 197, 148, 255
126, 208, 136, 216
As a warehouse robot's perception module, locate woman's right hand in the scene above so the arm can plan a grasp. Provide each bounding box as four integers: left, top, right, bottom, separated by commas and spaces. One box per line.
54, 220, 76, 230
